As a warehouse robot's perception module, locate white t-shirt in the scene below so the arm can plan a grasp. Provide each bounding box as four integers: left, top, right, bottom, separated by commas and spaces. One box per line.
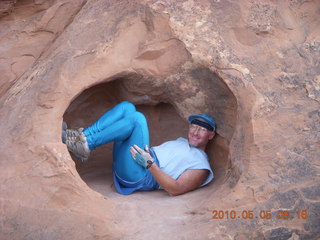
152, 137, 214, 187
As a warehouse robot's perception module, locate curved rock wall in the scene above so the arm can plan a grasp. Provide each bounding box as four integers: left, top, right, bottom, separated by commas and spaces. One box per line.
0, 0, 319, 239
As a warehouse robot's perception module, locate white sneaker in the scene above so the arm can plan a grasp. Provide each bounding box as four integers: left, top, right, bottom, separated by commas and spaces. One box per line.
66, 129, 90, 162
67, 128, 83, 140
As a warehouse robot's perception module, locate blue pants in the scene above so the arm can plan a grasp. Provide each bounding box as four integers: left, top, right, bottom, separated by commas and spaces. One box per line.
83, 101, 149, 182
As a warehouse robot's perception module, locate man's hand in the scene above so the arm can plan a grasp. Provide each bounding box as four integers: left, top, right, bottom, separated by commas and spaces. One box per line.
130, 144, 154, 168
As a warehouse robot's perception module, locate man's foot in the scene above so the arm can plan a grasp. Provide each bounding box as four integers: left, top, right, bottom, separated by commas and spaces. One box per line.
66, 128, 84, 141
62, 122, 84, 143
65, 127, 91, 162
62, 121, 91, 162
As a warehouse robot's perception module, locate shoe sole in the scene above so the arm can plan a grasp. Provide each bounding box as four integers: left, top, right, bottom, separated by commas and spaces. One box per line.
69, 151, 88, 162
62, 121, 68, 143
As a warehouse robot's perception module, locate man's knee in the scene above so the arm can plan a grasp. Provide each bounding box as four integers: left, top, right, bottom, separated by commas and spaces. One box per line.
131, 111, 147, 125
119, 101, 136, 113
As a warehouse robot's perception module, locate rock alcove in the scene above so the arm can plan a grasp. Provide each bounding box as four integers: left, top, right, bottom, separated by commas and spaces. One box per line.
63, 70, 237, 201
2, 0, 319, 239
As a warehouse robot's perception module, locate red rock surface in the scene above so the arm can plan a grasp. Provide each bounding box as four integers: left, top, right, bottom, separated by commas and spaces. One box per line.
0, 0, 319, 239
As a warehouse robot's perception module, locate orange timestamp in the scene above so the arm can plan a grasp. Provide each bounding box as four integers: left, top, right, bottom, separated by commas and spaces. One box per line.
211, 210, 308, 220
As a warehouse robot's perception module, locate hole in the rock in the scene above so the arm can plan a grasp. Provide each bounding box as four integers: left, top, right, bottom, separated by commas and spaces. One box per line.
63, 76, 235, 200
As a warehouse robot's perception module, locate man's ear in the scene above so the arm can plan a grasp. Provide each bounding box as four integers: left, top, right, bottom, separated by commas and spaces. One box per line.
208, 131, 215, 140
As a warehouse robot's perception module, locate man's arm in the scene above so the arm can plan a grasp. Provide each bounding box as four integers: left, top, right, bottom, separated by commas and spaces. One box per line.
148, 164, 209, 196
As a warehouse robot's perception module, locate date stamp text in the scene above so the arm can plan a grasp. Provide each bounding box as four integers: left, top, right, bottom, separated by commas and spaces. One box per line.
211, 210, 308, 220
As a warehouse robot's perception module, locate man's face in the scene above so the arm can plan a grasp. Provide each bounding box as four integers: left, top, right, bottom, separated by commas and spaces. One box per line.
188, 120, 215, 150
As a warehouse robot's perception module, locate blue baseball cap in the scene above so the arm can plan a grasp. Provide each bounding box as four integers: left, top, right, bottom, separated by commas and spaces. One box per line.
188, 114, 217, 131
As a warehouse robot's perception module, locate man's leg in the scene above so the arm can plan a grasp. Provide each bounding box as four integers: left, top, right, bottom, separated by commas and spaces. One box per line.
65, 102, 149, 182
85, 111, 149, 182
83, 101, 136, 150
112, 111, 149, 182
81, 101, 149, 182
64, 101, 136, 161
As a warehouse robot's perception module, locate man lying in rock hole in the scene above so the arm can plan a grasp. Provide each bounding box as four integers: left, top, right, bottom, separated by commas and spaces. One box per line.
62, 101, 216, 196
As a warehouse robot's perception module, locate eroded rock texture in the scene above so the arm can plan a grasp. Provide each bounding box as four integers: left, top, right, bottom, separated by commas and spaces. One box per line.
0, 0, 319, 239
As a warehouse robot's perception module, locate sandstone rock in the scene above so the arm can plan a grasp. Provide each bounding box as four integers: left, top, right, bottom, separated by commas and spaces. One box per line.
0, 0, 319, 239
